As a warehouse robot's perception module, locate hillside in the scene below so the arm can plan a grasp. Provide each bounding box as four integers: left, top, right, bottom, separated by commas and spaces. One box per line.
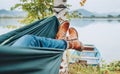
69, 9, 94, 17
0, 9, 120, 18
69, 9, 120, 17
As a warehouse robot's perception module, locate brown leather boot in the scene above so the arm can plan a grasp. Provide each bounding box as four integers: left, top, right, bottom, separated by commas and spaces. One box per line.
67, 27, 83, 51
56, 21, 69, 40
67, 27, 78, 40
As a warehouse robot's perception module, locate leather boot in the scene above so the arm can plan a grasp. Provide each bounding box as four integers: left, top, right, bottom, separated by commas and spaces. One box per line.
56, 21, 69, 40
67, 27, 83, 51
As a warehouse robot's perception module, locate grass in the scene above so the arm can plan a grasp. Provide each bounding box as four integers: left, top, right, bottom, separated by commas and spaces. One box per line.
68, 61, 120, 74
68, 63, 101, 74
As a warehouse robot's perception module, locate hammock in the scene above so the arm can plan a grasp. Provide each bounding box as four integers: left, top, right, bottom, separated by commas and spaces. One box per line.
0, 16, 64, 74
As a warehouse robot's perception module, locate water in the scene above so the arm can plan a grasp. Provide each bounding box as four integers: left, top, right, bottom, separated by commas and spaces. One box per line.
70, 18, 120, 63
0, 18, 24, 34
0, 18, 120, 63
0, 18, 23, 26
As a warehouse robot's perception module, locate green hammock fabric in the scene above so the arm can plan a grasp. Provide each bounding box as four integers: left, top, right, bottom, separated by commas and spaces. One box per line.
0, 16, 64, 74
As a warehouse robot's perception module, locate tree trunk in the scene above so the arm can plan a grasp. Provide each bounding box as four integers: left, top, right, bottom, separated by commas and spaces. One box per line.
54, 0, 68, 23
54, 1, 69, 74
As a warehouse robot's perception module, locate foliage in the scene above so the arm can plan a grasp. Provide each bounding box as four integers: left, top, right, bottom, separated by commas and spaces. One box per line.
68, 60, 120, 74
68, 63, 100, 74
118, 15, 120, 17
107, 15, 114, 18
11, 0, 87, 24
80, 0, 87, 6
66, 11, 82, 19
103, 61, 120, 71
11, 0, 54, 24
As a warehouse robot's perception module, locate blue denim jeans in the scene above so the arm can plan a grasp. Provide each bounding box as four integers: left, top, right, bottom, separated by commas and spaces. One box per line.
12, 35, 67, 49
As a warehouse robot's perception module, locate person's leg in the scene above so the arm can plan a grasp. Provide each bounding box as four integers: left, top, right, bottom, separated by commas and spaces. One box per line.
67, 27, 84, 51
12, 21, 70, 49
56, 21, 69, 40
12, 35, 67, 49
55, 21, 83, 51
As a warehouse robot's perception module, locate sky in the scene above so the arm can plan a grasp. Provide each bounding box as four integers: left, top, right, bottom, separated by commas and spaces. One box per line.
67, 0, 120, 13
0, 0, 120, 13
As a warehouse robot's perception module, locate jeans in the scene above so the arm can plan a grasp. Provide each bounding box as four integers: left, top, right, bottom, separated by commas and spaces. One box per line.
12, 35, 67, 49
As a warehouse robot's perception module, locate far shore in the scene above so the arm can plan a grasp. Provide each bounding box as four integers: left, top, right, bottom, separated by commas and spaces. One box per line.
0, 17, 25, 19
0, 16, 120, 19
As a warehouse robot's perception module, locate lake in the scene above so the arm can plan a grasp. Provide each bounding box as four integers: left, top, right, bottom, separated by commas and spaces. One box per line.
0, 18, 120, 63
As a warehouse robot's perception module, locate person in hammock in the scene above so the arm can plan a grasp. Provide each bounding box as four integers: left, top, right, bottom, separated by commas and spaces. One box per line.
12, 21, 84, 51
